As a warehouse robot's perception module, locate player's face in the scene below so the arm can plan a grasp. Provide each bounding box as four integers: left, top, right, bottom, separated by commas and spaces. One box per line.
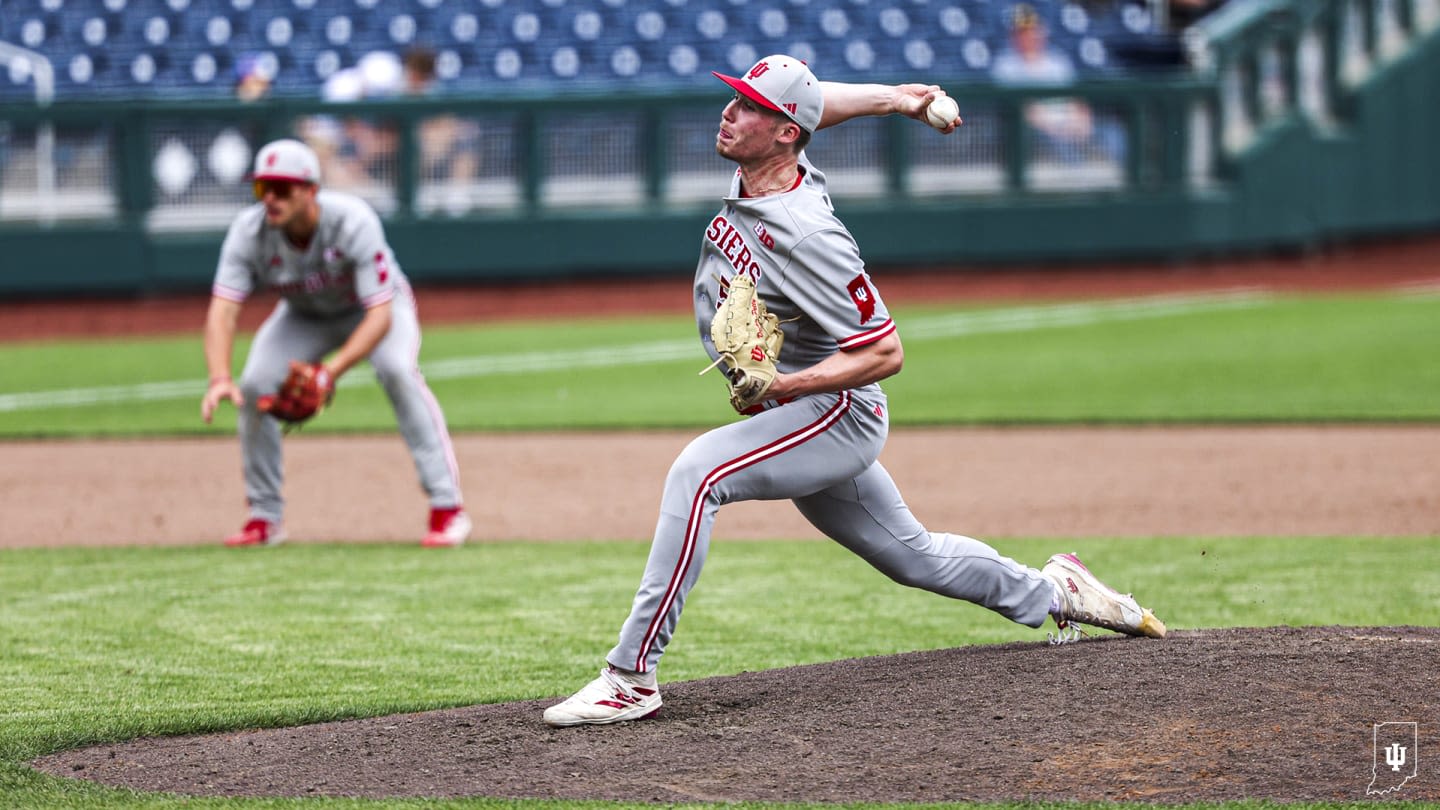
254, 180, 316, 227
716, 93, 791, 162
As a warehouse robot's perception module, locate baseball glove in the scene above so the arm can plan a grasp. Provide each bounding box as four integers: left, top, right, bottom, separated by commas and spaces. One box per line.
256, 360, 334, 428
700, 272, 784, 413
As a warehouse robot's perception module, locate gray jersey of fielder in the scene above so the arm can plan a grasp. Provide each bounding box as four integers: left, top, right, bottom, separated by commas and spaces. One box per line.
606, 154, 1056, 674
213, 188, 462, 522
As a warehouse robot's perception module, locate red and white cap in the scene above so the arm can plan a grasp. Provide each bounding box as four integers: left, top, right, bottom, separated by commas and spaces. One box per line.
713, 54, 823, 133
251, 138, 320, 184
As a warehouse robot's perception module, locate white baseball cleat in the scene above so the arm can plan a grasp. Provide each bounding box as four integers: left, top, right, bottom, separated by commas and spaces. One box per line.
422, 508, 472, 547
543, 667, 662, 727
1042, 552, 1166, 642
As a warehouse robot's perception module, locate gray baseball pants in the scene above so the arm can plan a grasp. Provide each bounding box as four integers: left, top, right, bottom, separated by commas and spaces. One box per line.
236, 288, 462, 523
607, 389, 1055, 675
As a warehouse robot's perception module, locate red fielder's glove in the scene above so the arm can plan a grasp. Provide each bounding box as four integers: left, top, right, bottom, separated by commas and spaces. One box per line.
256, 360, 334, 427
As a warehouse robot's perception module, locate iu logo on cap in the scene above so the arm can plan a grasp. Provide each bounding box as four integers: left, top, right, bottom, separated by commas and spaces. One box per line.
748, 62, 770, 79
266, 153, 278, 167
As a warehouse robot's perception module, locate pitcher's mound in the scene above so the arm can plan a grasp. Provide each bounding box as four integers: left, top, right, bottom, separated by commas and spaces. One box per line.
36, 626, 1438, 803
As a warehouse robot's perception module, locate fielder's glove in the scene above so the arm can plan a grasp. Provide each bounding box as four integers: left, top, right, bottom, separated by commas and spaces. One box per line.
700, 272, 784, 413
256, 360, 334, 428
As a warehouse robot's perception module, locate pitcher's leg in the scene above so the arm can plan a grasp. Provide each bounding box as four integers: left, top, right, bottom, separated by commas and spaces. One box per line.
606, 471, 717, 675
608, 393, 869, 674
368, 291, 462, 508
793, 462, 1054, 627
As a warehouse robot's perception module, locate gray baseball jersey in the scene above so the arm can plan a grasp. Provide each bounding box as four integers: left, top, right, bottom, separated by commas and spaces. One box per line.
607, 154, 1055, 674
213, 189, 462, 523
214, 189, 399, 316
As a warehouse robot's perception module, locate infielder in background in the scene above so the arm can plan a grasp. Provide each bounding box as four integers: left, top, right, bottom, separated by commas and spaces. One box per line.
200, 138, 471, 548
544, 56, 1166, 727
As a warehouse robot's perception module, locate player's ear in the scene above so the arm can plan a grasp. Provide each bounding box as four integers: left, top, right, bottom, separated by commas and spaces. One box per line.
776, 119, 802, 146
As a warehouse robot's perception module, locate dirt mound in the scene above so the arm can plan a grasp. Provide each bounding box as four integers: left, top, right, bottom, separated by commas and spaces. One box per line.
36, 625, 1438, 803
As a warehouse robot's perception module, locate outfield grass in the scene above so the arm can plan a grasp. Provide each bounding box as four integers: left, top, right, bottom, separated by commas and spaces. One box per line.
2, 537, 1438, 809
1, 291, 1437, 437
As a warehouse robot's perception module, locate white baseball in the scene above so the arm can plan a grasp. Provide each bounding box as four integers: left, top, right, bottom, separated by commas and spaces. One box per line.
925, 95, 959, 130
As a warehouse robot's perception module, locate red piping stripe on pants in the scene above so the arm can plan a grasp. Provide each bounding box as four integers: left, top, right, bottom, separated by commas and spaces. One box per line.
633, 391, 852, 672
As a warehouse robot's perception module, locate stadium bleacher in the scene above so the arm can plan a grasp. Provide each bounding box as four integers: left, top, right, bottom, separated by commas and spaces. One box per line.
0, 0, 1169, 102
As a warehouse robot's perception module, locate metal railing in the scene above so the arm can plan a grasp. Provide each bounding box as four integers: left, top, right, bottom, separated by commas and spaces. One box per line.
1187, 0, 1440, 155
0, 40, 57, 225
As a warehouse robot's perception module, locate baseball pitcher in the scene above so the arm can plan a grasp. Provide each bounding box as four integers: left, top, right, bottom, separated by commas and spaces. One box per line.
544, 57, 1165, 727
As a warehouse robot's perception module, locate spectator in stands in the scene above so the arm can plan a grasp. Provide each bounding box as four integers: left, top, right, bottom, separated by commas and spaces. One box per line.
301, 50, 405, 192
233, 54, 272, 102
401, 47, 481, 211
301, 48, 478, 209
401, 47, 439, 96
990, 3, 1126, 164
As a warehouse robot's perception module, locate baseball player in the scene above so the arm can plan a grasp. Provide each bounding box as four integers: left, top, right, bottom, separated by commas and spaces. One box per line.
543, 56, 1165, 727
200, 138, 470, 548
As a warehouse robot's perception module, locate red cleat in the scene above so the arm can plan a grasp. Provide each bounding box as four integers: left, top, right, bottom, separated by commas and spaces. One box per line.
421, 507, 472, 547
224, 518, 286, 547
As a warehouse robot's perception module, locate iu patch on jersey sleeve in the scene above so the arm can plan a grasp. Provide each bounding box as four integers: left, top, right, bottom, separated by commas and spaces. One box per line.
846, 274, 877, 324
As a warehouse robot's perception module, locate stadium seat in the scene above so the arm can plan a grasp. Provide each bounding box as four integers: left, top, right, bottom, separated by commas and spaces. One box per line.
0, 0, 1184, 99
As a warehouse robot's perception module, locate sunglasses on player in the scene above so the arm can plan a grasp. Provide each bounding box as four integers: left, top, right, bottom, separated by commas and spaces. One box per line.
252, 179, 311, 200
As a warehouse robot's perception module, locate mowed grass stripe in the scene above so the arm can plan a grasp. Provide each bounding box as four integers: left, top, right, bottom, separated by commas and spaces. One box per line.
0, 290, 1270, 412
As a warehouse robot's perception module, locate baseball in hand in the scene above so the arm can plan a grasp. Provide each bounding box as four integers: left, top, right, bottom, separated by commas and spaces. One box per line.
925, 95, 959, 130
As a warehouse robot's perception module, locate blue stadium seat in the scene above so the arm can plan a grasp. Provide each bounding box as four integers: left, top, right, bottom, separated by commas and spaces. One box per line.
841, 38, 879, 73
720, 41, 760, 75
690, 7, 732, 46
959, 35, 995, 73
1057, 1, 1093, 37
283, 46, 330, 87
810, 4, 855, 41
786, 41, 820, 68
759, 4, 795, 43
12, 14, 57, 51
1071, 35, 1112, 73
664, 43, 703, 80
674, 38, 728, 78
190, 13, 238, 48
629, 8, 668, 46
185, 50, 225, 89
74, 14, 112, 49
604, 43, 647, 80
61, 50, 115, 97
257, 14, 295, 49
379, 11, 421, 47
318, 14, 355, 48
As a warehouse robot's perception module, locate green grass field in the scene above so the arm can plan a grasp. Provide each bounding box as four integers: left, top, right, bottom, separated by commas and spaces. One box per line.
2, 289, 1437, 808
1, 291, 1437, 436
